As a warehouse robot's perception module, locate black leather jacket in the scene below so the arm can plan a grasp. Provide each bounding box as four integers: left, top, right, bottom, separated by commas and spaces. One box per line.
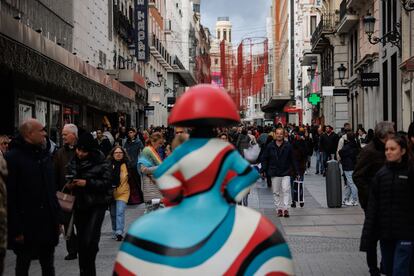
67, 150, 112, 210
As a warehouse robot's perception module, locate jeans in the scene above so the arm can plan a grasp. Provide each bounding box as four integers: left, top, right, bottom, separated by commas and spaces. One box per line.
271, 176, 291, 210
15, 246, 55, 276
315, 150, 323, 173
110, 200, 127, 236
343, 171, 358, 202
380, 240, 413, 276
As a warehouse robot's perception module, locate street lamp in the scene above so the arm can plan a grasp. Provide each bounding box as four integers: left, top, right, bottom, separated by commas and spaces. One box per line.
337, 63, 347, 86
147, 72, 164, 88
400, 0, 414, 12
363, 13, 401, 50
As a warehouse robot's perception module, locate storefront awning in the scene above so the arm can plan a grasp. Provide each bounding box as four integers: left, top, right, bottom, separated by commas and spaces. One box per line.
261, 98, 291, 113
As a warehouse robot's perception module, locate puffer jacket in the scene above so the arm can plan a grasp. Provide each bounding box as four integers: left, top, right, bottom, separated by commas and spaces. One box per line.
67, 150, 112, 210
360, 160, 414, 252
338, 140, 359, 171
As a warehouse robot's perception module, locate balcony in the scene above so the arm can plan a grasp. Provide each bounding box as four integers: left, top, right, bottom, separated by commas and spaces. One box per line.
113, 5, 134, 44
336, 0, 359, 34
311, 13, 337, 53
150, 34, 173, 71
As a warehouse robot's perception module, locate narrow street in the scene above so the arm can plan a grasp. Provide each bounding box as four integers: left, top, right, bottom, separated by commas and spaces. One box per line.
4, 159, 368, 276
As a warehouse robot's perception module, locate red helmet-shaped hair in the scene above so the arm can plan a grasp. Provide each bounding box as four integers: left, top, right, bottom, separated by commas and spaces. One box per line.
168, 84, 240, 127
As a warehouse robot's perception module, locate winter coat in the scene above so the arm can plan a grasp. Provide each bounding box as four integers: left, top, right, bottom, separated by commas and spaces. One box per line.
338, 140, 359, 171
113, 163, 130, 203
261, 141, 297, 177
292, 139, 308, 175
124, 138, 144, 166
352, 138, 386, 210
360, 161, 414, 252
319, 132, 339, 154
0, 156, 7, 252
67, 150, 113, 210
53, 144, 76, 191
5, 137, 62, 251
96, 138, 112, 157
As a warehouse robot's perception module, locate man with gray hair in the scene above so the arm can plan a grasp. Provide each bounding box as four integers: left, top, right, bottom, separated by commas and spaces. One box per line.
5, 118, 62, 275
53, 123, 78, 260
353, 121, 395, 276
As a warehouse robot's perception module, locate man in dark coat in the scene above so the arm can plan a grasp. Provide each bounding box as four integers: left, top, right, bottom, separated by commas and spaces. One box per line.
95, 129, 112, 157
261, 128, 298, 218
319, 125, 339, 176
353, 121, 395, 276
5, 119, 62, 275
54, 123, 78, 260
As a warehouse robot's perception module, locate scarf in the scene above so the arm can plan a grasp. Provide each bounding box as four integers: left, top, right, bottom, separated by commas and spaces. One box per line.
137, 146, 162, 176
112, 160, 122, 188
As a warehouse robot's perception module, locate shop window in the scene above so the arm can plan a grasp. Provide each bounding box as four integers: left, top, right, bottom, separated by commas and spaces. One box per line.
19, 103, 34, 126
64, 106, 73, 125
50, 103, 62, 146
35, 100, 48, 127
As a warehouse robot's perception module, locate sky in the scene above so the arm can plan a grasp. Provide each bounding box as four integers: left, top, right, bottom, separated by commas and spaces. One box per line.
200, 0, 271, 46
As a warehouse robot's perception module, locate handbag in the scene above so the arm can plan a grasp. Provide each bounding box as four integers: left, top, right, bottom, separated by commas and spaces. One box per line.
56, 185, 76, 212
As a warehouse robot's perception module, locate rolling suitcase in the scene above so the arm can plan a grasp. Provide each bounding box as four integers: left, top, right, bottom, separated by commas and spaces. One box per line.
326, 160, 342, 208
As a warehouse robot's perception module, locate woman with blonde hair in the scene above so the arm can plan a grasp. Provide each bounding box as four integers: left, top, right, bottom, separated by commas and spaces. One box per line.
137, 132, 164, 211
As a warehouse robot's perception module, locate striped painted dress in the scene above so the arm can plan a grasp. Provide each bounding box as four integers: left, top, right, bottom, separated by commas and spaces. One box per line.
114, 138, 294, 275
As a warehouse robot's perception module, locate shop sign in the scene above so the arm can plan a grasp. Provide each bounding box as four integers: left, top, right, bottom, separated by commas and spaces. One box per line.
134, 0, 149, 62
361, 73, 380, 87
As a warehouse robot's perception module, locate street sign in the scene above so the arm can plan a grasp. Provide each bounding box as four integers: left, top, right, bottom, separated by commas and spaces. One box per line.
333, 88, 349, 96
361, 73, 380, 87
322, 86, 334, 96
144, 106, 154, 111
308, 93, 321, 105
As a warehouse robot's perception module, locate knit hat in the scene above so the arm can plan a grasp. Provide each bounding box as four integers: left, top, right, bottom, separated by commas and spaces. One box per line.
77, 133, 98, 152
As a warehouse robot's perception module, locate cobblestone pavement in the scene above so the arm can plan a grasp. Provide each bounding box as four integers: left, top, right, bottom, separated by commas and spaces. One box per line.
4, 160, 370, 276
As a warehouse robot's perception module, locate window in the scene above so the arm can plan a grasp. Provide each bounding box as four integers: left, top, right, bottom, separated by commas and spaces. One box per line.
215, 58, 218, 65
229, 30, 231, 42
35, 100, 48, 127
50, 103, 62, 146
224, 30, 227, 41
217, 30, 220, 40
310, 16, 317, 36
19, 103, 33, 126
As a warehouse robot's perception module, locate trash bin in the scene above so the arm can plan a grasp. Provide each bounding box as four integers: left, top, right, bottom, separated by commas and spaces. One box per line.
326, 160, 342, 208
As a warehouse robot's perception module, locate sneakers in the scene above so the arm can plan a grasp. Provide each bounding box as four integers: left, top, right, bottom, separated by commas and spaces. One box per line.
291, 202, 297, 208
344, 200, 359, 206
300, 202, 304, 208
283, 210, 290, 218
277, 209, 283, 217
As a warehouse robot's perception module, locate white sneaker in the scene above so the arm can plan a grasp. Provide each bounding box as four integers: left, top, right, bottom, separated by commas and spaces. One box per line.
352, 201, 359, 206
344, 200, 353, 206
342, 199, 349, 205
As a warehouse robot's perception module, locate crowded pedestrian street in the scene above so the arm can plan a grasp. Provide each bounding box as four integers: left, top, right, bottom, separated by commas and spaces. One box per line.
2, 0, 414, 275
3, 159, 369, 275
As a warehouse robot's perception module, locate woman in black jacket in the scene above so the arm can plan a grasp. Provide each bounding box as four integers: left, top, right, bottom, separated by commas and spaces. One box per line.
66, 133, 112, 276
360, 135, 414, 276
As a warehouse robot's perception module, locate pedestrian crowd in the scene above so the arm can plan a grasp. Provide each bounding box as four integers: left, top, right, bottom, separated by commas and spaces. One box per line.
0, 119, 413, 275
